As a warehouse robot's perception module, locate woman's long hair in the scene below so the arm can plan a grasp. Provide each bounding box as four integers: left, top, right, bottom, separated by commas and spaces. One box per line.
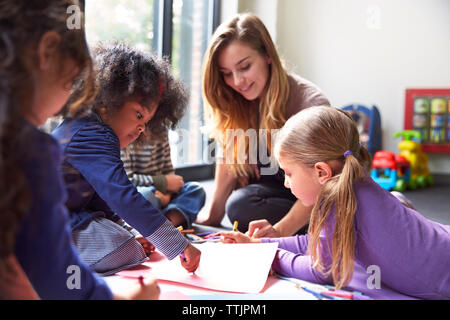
0, 0, 95, 271
275, 106, 372, 289
202, 13, 290, 177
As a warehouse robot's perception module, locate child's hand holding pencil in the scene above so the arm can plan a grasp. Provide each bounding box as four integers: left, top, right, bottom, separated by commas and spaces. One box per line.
136, 276, 160, 300
246, 219, 281, 238
220, 231, 261, 244
221, 220, 262, 244
179, 243, 201, 273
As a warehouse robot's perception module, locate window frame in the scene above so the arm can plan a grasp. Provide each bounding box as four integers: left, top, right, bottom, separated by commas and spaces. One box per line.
80, 0, 220, 181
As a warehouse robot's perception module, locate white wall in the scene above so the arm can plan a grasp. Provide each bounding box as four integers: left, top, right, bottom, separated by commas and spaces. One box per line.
226, 0, 450, 174
220, 0, 239, 23
221, 0, 279, 41
238, 0, 279, 41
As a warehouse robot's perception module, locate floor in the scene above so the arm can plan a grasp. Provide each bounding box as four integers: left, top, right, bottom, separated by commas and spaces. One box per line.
193, 180, 232, 232
195, 174, 450, 231
403, 174, 450, 225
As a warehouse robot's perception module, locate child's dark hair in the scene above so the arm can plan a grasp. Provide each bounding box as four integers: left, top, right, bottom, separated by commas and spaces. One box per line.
66, 42, 188, 142
0, 0, 94, 265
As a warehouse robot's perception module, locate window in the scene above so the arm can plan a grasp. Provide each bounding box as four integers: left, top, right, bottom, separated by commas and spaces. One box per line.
170, 0, 218, 167
85, 0, 155, 53
83, 0, 219, 174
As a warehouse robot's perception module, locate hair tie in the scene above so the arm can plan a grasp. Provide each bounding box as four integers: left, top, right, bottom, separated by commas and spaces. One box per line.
344, 150, 353, 158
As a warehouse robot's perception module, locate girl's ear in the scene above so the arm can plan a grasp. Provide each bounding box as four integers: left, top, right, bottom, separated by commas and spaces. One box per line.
314, 162, 333, 185
37, 31, 61, 71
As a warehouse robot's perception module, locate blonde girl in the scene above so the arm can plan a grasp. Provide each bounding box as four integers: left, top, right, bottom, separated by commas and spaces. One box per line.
222, 106, 450, 299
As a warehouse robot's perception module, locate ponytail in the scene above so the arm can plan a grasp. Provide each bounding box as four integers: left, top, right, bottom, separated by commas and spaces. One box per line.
308, 146, 370, 289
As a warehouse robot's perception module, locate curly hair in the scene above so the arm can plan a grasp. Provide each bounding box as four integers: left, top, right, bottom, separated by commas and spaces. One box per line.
65, 42, 189, 143
0, 0, 94, 270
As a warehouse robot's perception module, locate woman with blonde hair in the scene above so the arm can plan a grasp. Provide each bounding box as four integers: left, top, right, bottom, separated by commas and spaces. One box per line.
198, 13, 330, 234
222, 106, 450, 300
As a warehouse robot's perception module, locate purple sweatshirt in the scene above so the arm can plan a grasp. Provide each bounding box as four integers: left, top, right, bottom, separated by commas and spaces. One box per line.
263, 177, 450, 300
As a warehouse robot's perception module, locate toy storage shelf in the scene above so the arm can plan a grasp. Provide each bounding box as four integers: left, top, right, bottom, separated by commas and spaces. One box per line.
404, 88, 450, 153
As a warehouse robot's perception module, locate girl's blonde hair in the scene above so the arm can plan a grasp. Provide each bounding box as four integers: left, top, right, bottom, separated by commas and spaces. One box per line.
275, 106, 372, 289
202, 13, 290, 177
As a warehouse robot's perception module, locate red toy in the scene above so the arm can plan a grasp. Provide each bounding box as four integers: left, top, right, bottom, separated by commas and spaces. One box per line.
370, 130, 433, 191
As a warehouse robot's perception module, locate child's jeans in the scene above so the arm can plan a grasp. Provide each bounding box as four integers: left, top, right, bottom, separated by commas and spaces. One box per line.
136, 186, 163, 209
137, 182, 206, 228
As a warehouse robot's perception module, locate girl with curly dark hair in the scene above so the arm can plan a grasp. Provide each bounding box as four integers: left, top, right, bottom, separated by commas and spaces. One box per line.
1, 0, 159, 300
52, 42, 201, 276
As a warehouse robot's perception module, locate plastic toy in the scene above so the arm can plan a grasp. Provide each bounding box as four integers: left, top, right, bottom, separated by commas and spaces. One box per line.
429, 98, 447, 143
412, 98, 430, 141
448, 116, 450, 141
394, 130, 433, 188
370, 130, 433, 191
370, 151, 411, 191
342, 104, 382, 157
431, 98, 447, 113
430, 114, 445, 143
371, 151, 398, 190
414, 98, 429, 114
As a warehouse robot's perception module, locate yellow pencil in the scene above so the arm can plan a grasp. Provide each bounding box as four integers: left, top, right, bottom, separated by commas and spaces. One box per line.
233, 220, 238, 232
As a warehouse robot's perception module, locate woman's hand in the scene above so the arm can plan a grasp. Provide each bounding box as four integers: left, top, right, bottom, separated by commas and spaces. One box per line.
180, 243, 201, 273
220, 231, 261, 244
246, 219, 281, 238
165, 174, 184, 193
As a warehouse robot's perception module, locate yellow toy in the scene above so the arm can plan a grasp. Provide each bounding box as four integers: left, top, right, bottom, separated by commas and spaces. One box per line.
393, 130, 433, 189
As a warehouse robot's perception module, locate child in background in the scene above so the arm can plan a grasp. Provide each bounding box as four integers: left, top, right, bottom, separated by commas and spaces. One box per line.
222, 106, 450, 300
121, 132, 206, 229
1, 0, 158, 299
52, 42, 200, 275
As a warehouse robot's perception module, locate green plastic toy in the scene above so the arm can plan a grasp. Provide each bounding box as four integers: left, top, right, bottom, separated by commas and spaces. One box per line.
393, 130, 433, 189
